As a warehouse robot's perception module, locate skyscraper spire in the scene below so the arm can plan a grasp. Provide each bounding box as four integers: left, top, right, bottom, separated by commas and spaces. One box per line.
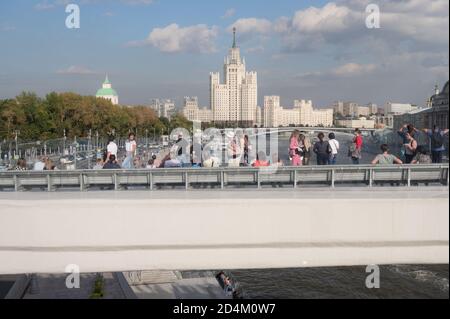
232, 27, 237, 48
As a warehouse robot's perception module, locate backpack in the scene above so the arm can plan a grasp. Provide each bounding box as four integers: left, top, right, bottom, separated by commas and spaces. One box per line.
431, 131, 444, 149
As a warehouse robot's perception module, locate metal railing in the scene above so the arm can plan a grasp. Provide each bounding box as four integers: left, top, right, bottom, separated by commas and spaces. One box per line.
0, 165, 448, 192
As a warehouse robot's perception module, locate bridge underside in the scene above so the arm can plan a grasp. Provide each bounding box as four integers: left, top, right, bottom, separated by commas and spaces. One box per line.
0, 188, 448, 275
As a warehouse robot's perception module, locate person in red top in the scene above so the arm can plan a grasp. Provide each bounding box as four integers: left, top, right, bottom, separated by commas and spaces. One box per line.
253, 151, 270, 167
350, 129, 363, 165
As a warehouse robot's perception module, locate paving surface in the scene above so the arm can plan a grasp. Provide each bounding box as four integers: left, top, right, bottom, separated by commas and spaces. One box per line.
131, 277, 230, 300
22, 273, 126, 299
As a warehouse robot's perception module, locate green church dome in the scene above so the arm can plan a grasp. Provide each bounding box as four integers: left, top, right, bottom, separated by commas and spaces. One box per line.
96, 88, 118, 97
96, 75, 118, 97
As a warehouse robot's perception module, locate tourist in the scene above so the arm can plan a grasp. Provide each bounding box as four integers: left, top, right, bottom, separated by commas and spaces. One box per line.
289, 130, 302, 166
203, 151, 221, 168
106, 136, 118, 162
163, 151, 182, 168
371, 144, 403, 165
14, 158, 28, 171
152, 154, 162, 169
33, 156, 46, 171
103, 155, 121, 169
44, 158, 56, 171
252, 151, 270, 167
174, 133, 191, 167
398, 124, 419, 162
190, 141, 203, 168
349, 129, 363, 165
423, 125, 449, 164
123, 133, 137, 169
146, 159, 156, 169
243, 135, 251, 165
404, 132, 418, 164
398, 124, 418, 144
313, 133, 332, 166
271, 153, 283, 168
411, 145, 432, 165
93, 158, 104, 170
227, 132, 241, 168
301, 135, 312, 166
328, 133, 340, 165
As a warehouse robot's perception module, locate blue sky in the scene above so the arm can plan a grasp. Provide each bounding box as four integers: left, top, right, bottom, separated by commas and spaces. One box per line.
0, 0, 448, 109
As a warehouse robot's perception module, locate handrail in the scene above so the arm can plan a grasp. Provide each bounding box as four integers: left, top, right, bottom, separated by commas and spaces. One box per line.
0, 164, 448, 192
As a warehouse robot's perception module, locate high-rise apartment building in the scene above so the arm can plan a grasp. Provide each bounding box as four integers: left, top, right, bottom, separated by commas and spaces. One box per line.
210, 29, 258, 126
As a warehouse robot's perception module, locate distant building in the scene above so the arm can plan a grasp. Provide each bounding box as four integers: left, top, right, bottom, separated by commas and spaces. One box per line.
96, 75, 119, 105
393, 108, 431, 131
210, 28, 258, 127
182, 97, 213, 123
333, 101, 345, 116
371, 114, 394, 129
385, 102, 417, 115
393, 81, 449, 130
263, 97, 333, 127
334, 102, 378, 118
367, 103, 378, 115
336, 118, 375, 129
428, 82, 449, 129
150, 99, 176, 120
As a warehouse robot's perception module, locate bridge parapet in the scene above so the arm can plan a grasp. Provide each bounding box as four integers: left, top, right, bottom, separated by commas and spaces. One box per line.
0, 188, 448, 274
0, 165, 448, 192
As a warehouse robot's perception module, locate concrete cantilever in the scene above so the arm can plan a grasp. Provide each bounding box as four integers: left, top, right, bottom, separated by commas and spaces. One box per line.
0, 188, 448, 275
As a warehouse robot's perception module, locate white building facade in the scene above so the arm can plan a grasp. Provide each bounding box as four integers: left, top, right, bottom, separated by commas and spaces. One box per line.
263, 97, 333, 127
150, 99, 176, 120
210, 29, 258, 126
385, 102, 416, 115
183, 96, 213, 123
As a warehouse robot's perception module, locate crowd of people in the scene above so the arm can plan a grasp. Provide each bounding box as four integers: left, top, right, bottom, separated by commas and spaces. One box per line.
6, 124, 449, 171
288, 124, 448, 167
288, 129, 362, 166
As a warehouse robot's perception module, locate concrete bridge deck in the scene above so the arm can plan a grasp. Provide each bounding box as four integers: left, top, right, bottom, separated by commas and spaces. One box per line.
0, 188, 448, 275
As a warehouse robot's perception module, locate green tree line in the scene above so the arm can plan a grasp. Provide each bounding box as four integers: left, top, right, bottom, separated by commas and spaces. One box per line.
0, 92, 192, 142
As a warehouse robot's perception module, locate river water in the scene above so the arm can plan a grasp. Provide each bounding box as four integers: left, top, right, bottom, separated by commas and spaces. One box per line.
229, 265, 449, 299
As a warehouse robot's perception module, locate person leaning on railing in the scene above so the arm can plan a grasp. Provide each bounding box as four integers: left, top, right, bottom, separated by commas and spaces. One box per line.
13, 158, 28, 171
371, 144, 403, 165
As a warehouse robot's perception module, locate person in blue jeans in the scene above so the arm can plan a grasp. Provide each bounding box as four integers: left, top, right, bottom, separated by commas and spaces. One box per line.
423, 126, 449, 163
313, 133, 331, 166
328, 133, 340, 165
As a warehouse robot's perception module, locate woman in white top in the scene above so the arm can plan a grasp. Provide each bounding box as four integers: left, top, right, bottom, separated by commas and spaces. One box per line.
328, 133, 340, 165
122, 133, 137, 169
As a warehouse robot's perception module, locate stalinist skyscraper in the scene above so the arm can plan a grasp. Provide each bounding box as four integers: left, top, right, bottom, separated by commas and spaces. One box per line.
210, 28, 258, 127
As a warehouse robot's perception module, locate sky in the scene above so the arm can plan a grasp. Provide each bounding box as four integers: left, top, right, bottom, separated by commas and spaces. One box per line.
0, 0, 448, 109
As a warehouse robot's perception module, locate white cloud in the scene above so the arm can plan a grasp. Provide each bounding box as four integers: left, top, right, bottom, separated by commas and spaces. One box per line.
57, 66, 97, 75
130, 24, 219, 54
222, 8, 236, 19
291, 2, 356, 33
332, 63, 376, 76
229, 0, 449, 53
228, 18, 273, 35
